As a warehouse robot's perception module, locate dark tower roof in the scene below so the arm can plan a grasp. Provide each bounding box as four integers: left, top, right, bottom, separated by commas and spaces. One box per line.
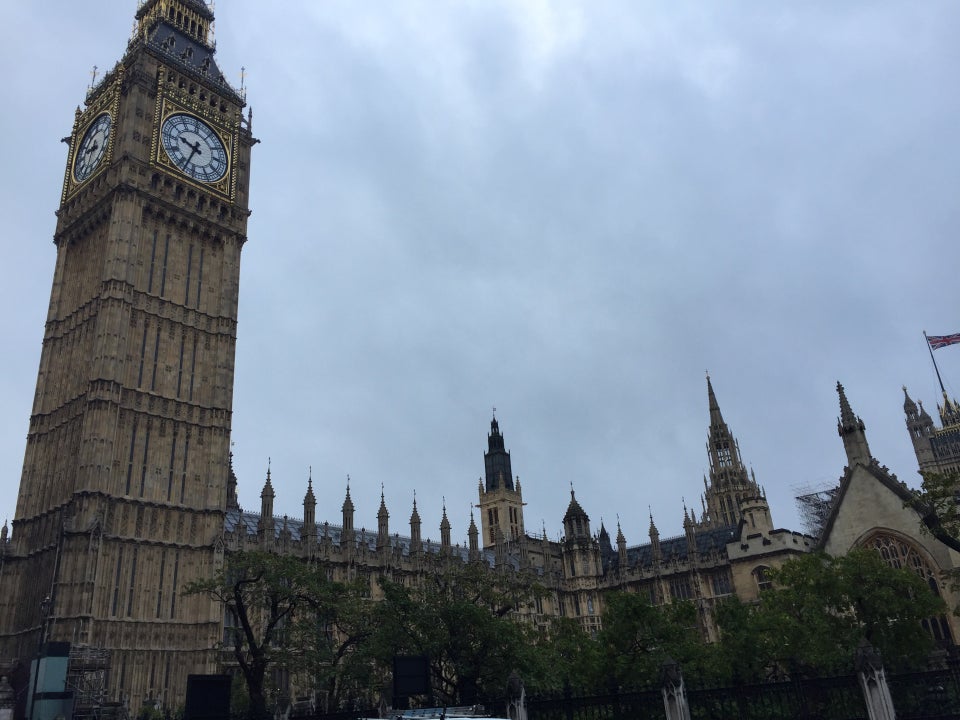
563, 489, 591, 541
563, 489, 589, 523
484, 414, 514, 491
132, 0, 243, 104
903, 386, 918, 417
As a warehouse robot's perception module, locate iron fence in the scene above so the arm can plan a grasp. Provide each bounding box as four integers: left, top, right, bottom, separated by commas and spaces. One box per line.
524, 686, 662, 720
888, 660, 960, 719
687, 674, 866, 720
299, 656, 960, 720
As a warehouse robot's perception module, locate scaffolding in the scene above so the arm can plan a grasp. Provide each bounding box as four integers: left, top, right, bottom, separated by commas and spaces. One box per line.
794, 482, 840, 539
66, 645, 115, 720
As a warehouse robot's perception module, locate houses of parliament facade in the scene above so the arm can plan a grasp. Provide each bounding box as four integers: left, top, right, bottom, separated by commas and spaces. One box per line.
2, 1, 960, 714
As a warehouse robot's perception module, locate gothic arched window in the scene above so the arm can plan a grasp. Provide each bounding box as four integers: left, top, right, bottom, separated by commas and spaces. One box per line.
863, 532, 953, 644
753, 565, 772, 593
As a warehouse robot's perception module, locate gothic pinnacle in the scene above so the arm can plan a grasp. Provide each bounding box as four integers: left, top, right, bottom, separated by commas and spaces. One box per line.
836, 381, 859, 429
707, 372, 725, 428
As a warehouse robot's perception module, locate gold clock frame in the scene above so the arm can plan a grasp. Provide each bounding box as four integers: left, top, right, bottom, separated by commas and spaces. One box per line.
62, 69, 122, 202
152, 69, 240, 200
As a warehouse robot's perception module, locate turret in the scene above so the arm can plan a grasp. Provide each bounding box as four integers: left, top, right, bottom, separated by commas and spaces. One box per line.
739, 493, 773, 534
561, 489, 600, 581
903, 386, 960, 475
341, 480, 355, 546
837, 382, 872, 468
303, 471, 317, 548
649, 512, 662, 564
377, 488, 390, 552
258, 465, 275, 542
485, 414, 514, 491
938, 393, 960, 429
136, 0, 216, 48
684, 507, 697, 559
440, 502, 452, 552
468, 508, 479, 561
227, 453, 239, 510
477, 414, 525, 547
562, 489, 591, 541
616, 522, 628, 572
410, 496, 422, 555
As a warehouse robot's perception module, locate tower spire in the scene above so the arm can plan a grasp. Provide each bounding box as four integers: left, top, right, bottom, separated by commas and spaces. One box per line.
702, 375, 760, 527
468, 506, 479, 560
836, 382, 872, 468
410, 494, 422, 555
302, 469, 317, 549
440, 499, 452, 551
707, 372, 725, 428
484, 413, 514, 490
478, 414, 524, 547
341, 478, 355, 541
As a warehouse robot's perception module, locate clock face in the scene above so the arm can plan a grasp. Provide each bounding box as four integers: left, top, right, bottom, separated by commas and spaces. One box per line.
73, 113, 112, 183
160, 113, 228, 183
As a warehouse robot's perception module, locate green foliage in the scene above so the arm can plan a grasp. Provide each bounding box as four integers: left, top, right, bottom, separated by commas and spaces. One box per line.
715, 550, 946, 678
523, 616, 602, 693
136, 704, 167, 720
911, 471, 960, 554
594, 592, 714, 689
366, 560, 541, 705
283, 575, 379, 710
229, 673, 250, 720
192, 546, 948, 714
186, 550, 356, 718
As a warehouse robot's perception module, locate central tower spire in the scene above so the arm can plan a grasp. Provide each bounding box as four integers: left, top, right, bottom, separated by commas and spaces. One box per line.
484, 412, 514, 491
702, 375, 761, 527
477, 413, 525, 547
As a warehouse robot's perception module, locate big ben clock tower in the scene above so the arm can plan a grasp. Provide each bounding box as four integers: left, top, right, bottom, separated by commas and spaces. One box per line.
0, 1, 255, 709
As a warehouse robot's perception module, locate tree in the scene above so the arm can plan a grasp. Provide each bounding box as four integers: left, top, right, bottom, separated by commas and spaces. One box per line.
715, 550, 946, 677
185, 551, 325, 719
366, 560, 542, 705
594, 593, 711, 689
286, 576, 379, 711
909, 470, 960, 554
522, 616, 602, 693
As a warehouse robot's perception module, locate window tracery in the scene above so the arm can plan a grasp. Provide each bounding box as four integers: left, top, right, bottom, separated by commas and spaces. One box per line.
863, 532, 952, 643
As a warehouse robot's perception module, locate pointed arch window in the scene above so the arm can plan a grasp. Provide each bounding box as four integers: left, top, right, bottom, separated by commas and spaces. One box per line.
753, 565, 772, 593
863, 532, 953, 644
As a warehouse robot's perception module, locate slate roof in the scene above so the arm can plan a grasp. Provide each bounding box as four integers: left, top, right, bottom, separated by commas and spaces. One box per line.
224, 508, 500, 568
140, 17, 243, 103
625, 525, 737, 568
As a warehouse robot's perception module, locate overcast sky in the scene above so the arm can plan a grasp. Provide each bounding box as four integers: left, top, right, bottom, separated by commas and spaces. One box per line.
2, 2, 959, 549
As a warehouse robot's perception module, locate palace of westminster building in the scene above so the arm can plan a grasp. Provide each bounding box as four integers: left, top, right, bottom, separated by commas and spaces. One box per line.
2, 1, 960, 713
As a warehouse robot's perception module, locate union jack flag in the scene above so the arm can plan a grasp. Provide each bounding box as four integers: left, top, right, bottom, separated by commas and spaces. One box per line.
927, 333, 960, 351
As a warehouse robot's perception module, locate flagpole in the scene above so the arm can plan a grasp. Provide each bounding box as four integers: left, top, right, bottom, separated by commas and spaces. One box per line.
924, 330, 947, 394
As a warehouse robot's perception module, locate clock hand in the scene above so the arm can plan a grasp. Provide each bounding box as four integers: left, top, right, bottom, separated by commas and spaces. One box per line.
179, 136, 202, 153
179, 136, 203, 165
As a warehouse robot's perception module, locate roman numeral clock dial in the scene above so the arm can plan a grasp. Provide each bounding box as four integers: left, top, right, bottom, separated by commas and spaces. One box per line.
73, 112, 112, 182
160, 113, 228, 182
